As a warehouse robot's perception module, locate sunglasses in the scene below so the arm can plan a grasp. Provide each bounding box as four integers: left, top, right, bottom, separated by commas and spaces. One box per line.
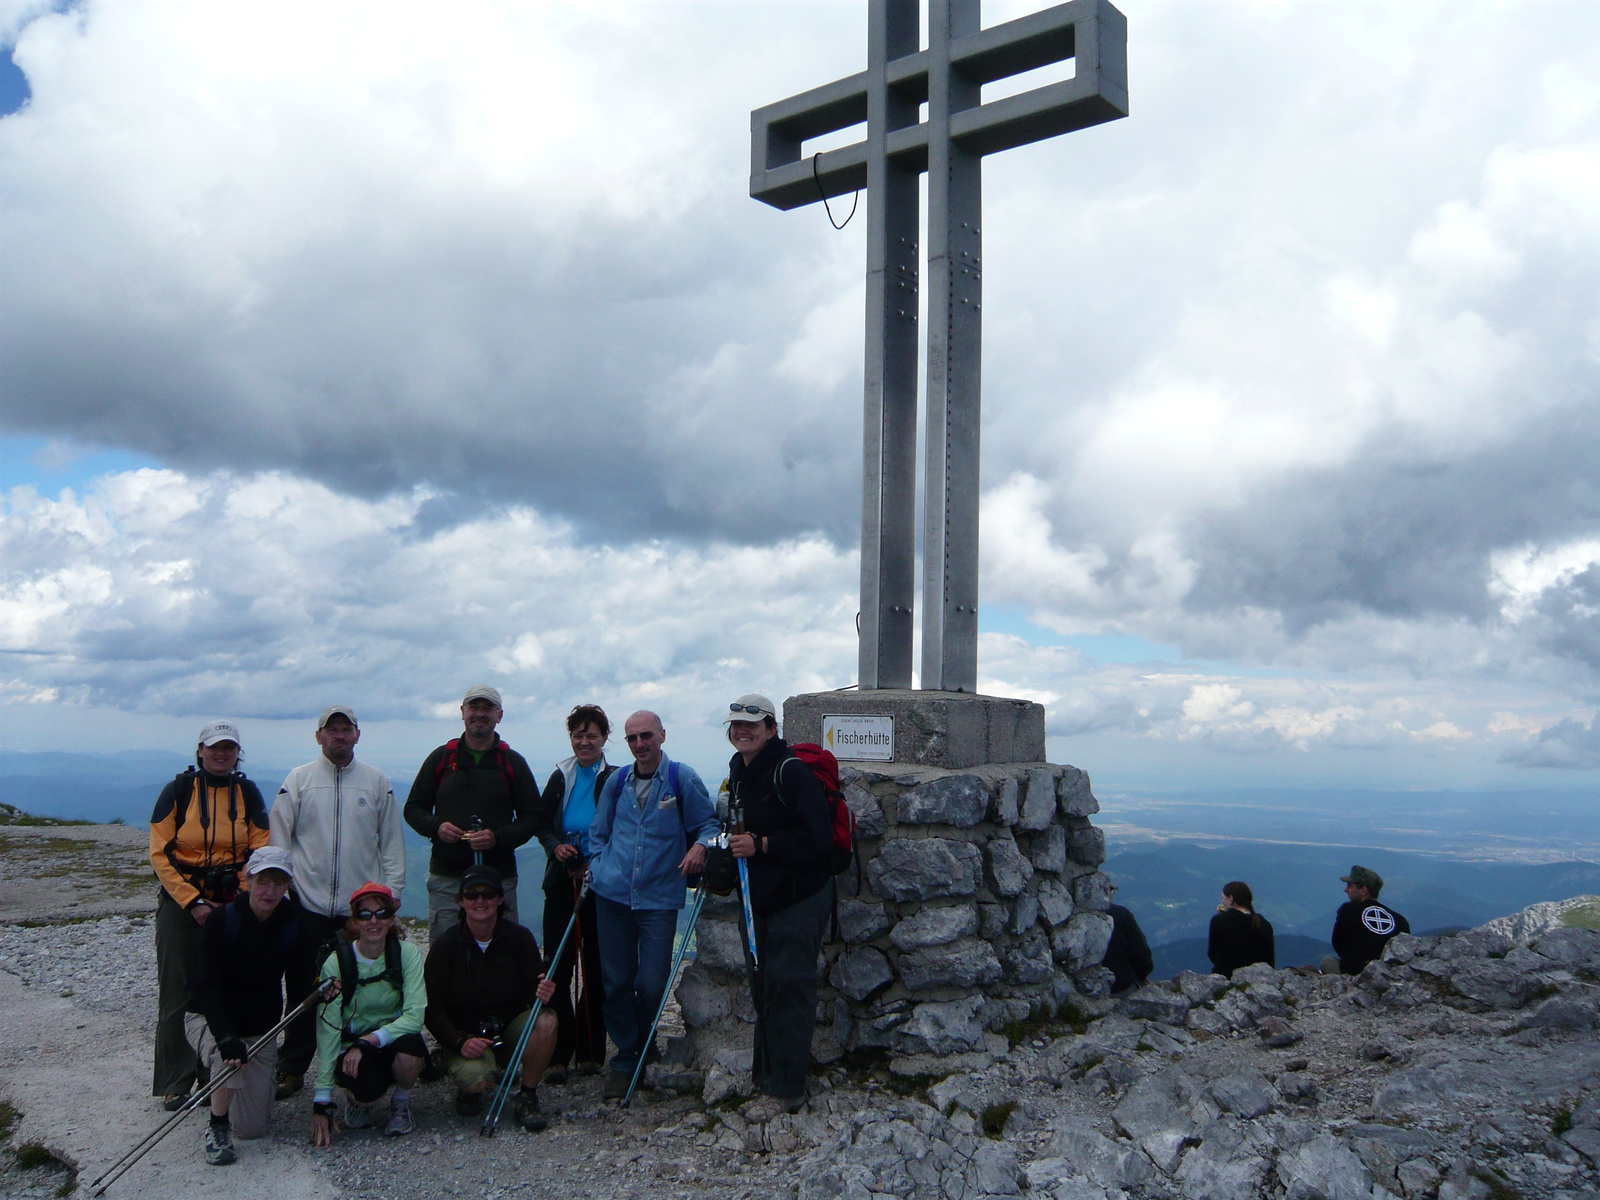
624, 731, 657, 743
353, 908, 394, 921
461, 889, 502, 901
729, 704, 770, 716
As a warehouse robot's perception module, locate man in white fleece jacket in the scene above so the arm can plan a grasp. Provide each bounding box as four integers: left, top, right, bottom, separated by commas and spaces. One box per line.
268, 704, 406, 1098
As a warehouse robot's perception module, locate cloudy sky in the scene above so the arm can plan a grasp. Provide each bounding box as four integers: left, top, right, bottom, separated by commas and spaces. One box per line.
4, 0, 1600, 799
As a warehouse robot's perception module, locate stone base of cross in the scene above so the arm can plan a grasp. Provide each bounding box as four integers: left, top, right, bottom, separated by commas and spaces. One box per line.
752, 0, 1127, 691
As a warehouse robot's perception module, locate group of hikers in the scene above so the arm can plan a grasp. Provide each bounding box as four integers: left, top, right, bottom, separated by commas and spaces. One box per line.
1099, 866, 1411, 992
150, 687, 829, 1166
147, 684, 1417, 1169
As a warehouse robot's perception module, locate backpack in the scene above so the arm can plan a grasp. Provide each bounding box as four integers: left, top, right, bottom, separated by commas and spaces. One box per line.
334, 933, 406, 1032
433, 738, 517, 792
779, 744, 856, 876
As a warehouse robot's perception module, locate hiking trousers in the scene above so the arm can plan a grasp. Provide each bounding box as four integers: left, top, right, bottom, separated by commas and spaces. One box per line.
153, 889, 205, 1096
741, 882, 829, 1101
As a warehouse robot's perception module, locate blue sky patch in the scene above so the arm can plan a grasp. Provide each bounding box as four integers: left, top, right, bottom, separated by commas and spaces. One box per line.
0, 434, 161, 498
980, 604, 1183, 663
0, 45, 29, 117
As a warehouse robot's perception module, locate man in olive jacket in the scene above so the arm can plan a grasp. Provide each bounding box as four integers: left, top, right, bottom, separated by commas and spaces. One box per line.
404, 685, 542, 938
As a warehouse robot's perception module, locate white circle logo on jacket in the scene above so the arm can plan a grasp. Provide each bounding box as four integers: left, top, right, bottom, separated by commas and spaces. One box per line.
1361, 905, 1397, 936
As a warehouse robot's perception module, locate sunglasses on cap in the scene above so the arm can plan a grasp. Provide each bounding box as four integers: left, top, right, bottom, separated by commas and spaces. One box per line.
461, 888, 502, 901
729, 704, 770, 716
353, 907, 395, 921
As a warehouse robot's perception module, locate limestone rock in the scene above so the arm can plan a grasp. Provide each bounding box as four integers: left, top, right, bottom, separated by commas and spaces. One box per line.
1068, 825, 1106, 867
1053, 910, 1114, 972
1175, 1122, 1271, 1200
1174, 970, 1229, 1004
898, 996, 986, 1055
994, 776, 1020, 826
1057, 767, 1099, 817
676, 969, 732, 1024
1019, 768, 1057, 831
1207, 1069, 1279, 1119
693, 918, 747, 973
1044, 1119, 1154, 1188
1037, 877, 1075, 927
1010, 890, 1039, 935
987, 836, 1034, 898
891, 903, 979, 950
1276, 1133, 1373, 1200
843, 784, 887, 839
899, 774, 989, 828
836, 897, 893, 944
899, 937, 1003, 990
830, 946, 894, 1002
1072, 871, 1113, 913
1029, 824, 1067, 873
1117, 985, 1191, 1026
867, 837, 982, 901
1004, 929, 1054, 984
1112, 1067, 1199, 1144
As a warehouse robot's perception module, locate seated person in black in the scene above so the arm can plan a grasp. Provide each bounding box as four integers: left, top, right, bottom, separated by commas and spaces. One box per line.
1331, 865, 1409, 975
1208, 880, 1275, 978
1101, 886, 1154, 994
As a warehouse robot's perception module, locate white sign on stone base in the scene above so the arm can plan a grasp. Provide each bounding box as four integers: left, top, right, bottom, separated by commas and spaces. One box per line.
823, 714, 895, 762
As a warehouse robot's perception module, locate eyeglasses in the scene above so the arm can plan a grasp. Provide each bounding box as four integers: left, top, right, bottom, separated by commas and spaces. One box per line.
461, 889, 501, 901
729, 704, 770, 716
624, 731, 657, 743
354, 908, 394, 921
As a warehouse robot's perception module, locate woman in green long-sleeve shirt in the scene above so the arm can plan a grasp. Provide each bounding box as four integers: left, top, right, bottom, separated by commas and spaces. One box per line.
310, 883, 427, 1143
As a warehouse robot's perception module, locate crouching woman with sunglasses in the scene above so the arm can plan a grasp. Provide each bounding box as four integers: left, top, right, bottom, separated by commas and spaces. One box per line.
310, 882, 427, 1144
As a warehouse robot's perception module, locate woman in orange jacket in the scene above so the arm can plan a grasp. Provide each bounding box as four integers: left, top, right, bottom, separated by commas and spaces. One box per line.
149, 721, 271, 1108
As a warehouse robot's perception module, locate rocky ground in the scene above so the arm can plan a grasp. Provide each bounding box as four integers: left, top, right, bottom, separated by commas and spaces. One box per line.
2, 825, 1599, 1199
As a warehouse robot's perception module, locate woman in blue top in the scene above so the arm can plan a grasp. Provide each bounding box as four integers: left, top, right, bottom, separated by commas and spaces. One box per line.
533, 704, 616, 1081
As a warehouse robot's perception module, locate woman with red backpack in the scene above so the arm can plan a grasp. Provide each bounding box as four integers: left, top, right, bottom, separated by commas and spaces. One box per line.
724, 693, 833, 1120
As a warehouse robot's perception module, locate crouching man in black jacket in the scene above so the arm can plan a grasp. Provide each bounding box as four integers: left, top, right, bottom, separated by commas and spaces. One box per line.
186, 846, 321, 1166
724, 693, 832, 1121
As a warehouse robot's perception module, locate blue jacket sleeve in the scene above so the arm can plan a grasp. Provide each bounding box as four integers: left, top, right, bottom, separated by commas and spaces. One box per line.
680, 765, 717, 846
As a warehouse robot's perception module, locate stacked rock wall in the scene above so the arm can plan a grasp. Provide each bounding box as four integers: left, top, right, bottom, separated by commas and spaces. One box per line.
677, 760, 1113, 1079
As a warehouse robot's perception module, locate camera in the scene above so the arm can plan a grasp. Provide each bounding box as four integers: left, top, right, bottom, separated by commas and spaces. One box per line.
476, 1017, 505, 1049
200, 864, 241, 902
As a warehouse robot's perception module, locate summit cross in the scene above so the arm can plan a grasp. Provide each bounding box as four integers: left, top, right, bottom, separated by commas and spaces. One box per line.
751, 0, 1127, 692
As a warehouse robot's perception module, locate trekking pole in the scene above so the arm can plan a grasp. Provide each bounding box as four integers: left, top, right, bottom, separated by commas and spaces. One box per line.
90, 982, 335, 1196
622, 883, 707, 1108
469, 815, 485, 867
735, 810, 759, 971
481, 877, 589, 1136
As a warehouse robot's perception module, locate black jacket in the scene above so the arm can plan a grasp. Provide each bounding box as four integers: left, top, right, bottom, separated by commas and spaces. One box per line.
1208, 907, 1276, 978
403, 736, 541, 879
533, 763, 618, 895
187, 893, 320, 1041
1101, 903, 1154, 993
727, 737, 831, 917
1332, 899, 1409, 975
423, 917, 547, 1054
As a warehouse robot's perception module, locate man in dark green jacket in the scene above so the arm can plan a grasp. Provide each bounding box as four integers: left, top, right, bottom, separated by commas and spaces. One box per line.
404, 685, 542, 939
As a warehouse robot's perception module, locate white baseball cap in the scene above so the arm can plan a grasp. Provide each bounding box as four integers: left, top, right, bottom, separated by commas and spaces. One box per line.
462, 684, 503, 707
198, 721, 242, 748
246, 846, 294, 879
317, 705, 358, 730
723, 694, 777, 724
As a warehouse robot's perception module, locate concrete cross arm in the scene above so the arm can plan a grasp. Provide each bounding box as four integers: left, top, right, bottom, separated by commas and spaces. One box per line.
750, 0, 1128, 211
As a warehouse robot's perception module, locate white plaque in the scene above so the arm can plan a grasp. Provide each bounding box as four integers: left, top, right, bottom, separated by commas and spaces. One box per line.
822, 714, 895, 762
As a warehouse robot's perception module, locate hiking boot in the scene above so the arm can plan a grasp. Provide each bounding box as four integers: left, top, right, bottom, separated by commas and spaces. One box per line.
513, 1090, 548, 1133
204, 1121, 236, 1166
601, 1072, 630, 1102
343, 1100, 375, 1129
386, 1095, 414, 1137
543, 1067, 567, 1087
274, 1071, 304, 1101
454, 1090, 482, 1117
573, 1060, 602, 1077
162, 1092, 189, 1112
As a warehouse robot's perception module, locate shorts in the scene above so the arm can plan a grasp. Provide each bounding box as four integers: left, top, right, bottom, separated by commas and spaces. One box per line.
443, 1008, 535, 1092
333, 1032, 429, 1104
184, 1013, 276, 1139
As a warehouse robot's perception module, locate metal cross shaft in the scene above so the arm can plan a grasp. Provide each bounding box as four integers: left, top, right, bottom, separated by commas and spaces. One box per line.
751, 0, 1127, 692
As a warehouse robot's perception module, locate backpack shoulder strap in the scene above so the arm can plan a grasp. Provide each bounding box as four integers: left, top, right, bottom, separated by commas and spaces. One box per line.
384, 932, 405, 989
337, 941, 357, 1015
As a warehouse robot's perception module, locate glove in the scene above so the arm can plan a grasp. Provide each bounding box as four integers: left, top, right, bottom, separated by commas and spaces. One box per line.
217, 1037, 248, 1062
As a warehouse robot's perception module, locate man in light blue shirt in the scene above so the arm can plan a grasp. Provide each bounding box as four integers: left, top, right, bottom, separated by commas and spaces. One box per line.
588, 709, 716, 1100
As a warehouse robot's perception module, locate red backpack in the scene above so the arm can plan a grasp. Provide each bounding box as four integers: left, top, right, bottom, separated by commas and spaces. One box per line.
782, 743, 856, 876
